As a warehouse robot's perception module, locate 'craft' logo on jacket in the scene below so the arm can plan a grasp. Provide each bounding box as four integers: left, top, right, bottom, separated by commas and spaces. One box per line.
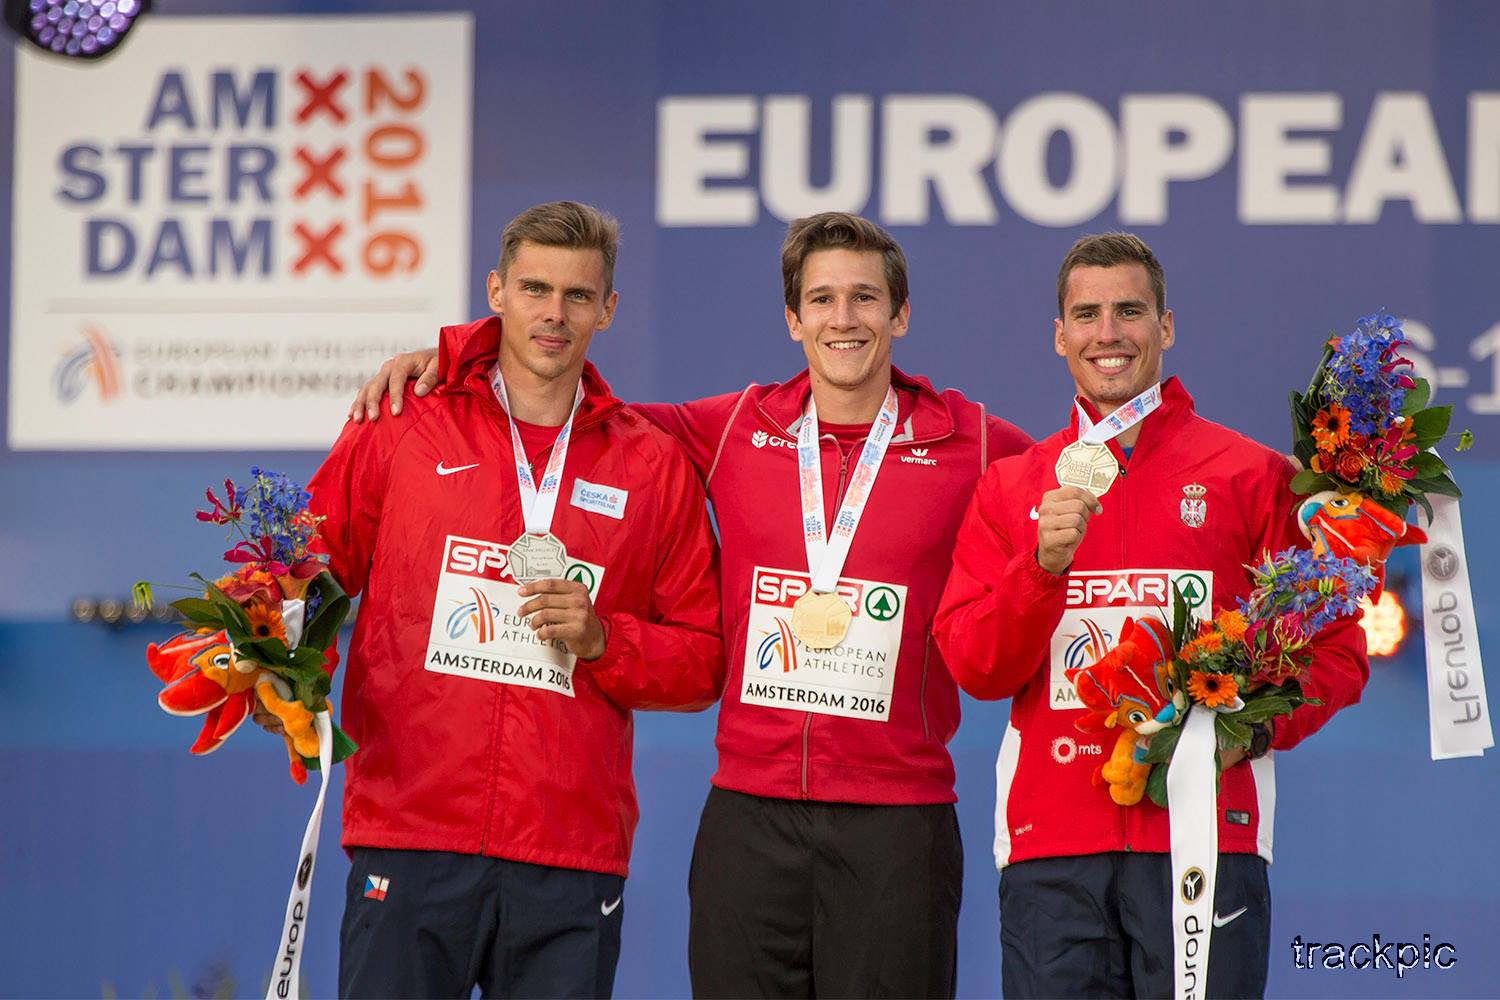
751, 429, 796, 449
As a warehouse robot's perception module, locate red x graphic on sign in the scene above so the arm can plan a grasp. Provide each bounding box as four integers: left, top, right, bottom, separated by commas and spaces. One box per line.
294, 70, 349, 124
293, 147, 347, 199
291, 221, 345, 274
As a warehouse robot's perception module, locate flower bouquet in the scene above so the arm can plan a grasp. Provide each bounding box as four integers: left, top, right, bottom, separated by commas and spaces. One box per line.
135, 468, 357, 783
1134, 549, 1379, 807
1289, 312, 1467, 520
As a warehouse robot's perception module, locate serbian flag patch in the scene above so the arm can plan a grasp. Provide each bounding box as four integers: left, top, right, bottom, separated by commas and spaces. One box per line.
364, 875, 390, 901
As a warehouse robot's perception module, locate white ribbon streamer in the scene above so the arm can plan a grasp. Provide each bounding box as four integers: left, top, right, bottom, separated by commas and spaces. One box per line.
1166, 707, 1218, 1000
796, 388, 899, 594
265, 710, 333, 1000
1076, 382, 1162, 445
1419, 494, 1492, 759
491, 364, 584, 536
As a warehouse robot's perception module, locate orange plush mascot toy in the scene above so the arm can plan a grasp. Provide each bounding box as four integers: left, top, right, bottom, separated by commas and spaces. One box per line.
1065, 616, 1183, 806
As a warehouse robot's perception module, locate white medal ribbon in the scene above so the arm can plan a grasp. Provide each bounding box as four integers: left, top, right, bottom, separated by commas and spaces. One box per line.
1419, 492, 1493, 759
265, 710, 333, 1000
797, 387, 899, 593
1166, 706, 1219, 1000
491, 364, 584, 536
1075, 382, 1163, 445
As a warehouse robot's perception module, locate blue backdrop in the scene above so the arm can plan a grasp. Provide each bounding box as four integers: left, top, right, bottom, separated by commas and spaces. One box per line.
3, 2, 1498, 997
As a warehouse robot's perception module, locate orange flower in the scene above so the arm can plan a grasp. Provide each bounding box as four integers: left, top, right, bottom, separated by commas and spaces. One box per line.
1310, 404, 1351, 452
1378, 469, 1404, 495
246, 602, 286, 642
1215, 610, 1248, 643
1187, 670, 1239, 709
1182, 631, 1224, 660
1332, 449, 1366, 481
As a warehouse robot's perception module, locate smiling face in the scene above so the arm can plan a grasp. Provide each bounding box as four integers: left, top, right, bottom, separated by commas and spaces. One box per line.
486, 241, 618, 384
1055, 262, 1174, 413
786, 248, 909, 395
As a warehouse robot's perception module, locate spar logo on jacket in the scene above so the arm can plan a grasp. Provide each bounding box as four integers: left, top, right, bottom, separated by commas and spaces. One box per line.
425, 535, 605, 697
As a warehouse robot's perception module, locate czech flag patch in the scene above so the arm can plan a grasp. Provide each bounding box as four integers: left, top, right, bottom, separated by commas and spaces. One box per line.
364, 875, 390, 901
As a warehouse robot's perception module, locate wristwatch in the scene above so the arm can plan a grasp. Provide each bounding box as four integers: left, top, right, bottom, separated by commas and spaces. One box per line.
1248, 721, 1273, 760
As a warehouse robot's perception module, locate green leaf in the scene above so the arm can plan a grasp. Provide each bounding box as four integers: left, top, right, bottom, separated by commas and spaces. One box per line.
1411, 451, 1446, 479
1215, 714, 1253, 750
1141, 723, 1183, 764
1146, 763, 1170, 809
1289, 469, 1334, 496
1409, 405, 1452, 444
1407, 474, 1463, 499
293, 670, 332, 711
235, 638, 291, 666
1233, 697, 1296, 724
190, 573, 252, 634
301, 572, 351, 653
1172, 584, 1189, 651
1413, 491, 1435, 525
1401, 378, 1431, 416
169, 597, 226, 627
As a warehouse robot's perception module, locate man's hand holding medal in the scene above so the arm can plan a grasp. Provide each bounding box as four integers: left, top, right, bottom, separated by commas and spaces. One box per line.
518, 576, 607, 661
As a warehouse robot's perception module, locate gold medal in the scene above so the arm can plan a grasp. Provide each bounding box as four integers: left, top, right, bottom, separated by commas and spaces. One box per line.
1055, 440, 1118, 497
790, 591, 852, 650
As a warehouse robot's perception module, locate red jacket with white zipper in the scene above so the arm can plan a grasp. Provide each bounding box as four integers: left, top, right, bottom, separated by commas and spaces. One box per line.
933, 378, 1369, 866
310, 317, 724, 877
637, 367, 1032, 803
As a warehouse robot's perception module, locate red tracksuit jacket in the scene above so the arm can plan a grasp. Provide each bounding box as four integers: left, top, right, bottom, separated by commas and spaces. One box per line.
310, 317, 724, 877
934, 378, 1368, 866
639, 367, 1032, 804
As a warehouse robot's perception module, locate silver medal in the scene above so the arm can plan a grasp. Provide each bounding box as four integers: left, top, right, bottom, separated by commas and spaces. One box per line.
508, 531, 569, 585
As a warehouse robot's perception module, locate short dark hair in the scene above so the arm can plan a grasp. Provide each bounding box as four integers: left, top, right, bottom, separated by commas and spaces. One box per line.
1057, 232, 1166, 316
498, 200, 621, 294
781, 212, 908, 317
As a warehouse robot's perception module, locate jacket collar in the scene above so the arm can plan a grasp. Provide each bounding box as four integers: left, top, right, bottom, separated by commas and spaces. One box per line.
754, 365, 956, 445
438, 316, 623, 430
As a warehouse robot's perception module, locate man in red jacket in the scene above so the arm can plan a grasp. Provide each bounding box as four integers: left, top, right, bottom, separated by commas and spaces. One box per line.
349, 213, 1033, 997
305, 201, 724, 999
933, 232, 1369, 998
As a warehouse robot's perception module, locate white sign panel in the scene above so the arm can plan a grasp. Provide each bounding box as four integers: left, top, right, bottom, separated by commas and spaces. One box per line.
9, 15, 473, 449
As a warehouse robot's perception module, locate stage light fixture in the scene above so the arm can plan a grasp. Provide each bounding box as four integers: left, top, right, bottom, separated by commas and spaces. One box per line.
1359, 591, 1408, 658
4, 0, 150, 59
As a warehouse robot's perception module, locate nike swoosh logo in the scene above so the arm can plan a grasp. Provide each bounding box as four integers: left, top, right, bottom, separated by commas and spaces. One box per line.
1029, 506, 1040, 520
601, 896, 622, 916
436, 462, 479, 477
1213, 906, 1248, 928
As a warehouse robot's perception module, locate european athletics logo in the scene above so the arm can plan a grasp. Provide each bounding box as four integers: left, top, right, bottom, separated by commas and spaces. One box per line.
446, 587, 504, 643
1063, 618, 1114, 671
53, 325, 122, 404
756, 617, 798, 672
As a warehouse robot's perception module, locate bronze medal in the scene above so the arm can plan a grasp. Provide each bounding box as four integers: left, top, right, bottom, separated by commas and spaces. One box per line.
790, 590, 852, 650
1055, 440, 1118, 498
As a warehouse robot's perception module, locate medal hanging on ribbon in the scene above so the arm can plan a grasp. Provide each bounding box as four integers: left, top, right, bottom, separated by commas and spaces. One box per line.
491, 364, 582, 585
1054, 382, 1162, 498
790, 388, 899, 650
